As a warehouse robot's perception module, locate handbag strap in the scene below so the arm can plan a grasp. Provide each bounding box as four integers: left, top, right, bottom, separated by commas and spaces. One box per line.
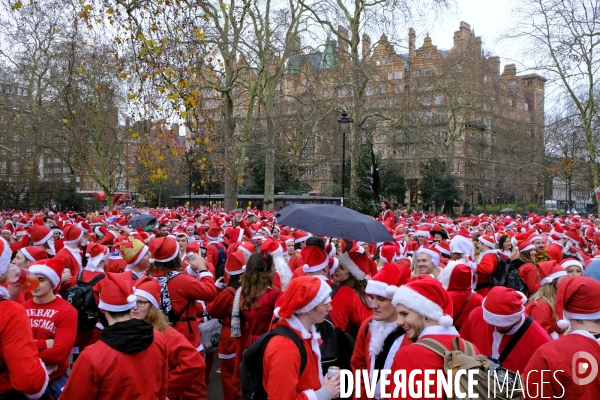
453, 292, 473, 323
498, 316, 533, 365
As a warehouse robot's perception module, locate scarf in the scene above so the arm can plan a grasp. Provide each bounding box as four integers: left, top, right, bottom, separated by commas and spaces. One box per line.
100, 318, 154, 354
230, 287, 242, 338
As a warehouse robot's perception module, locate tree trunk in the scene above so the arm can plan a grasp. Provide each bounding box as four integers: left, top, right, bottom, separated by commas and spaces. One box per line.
222, 93, 238, 212
263, 113, 275, 210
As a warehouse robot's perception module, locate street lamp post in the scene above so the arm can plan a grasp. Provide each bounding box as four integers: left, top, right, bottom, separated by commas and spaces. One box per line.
338, 111, 352, 207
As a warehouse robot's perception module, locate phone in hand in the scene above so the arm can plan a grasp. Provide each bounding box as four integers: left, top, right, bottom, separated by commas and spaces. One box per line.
200, 246, 207, 258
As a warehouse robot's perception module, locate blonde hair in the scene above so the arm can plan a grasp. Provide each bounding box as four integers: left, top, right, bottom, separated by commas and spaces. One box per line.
528, 279, 559, 320
145, 306, 170, 333
410, 256, 419, 277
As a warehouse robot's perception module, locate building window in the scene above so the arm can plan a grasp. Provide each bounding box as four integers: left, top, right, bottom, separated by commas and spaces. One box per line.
54, 167, 61, 173
320, 164, 327, 176
286, 80, 291, 88
388, 56, 392, 64
338, 89, 347, 98
25, 148, 31, 156
12, 133, 18, 141
457, 162, 461, 173
425, 51, 431, 59
394, 70, 402, 79
434, 95, 443, 105
374, 75, 380, 81
23, 88, 28, 96
63, 177, 70, 183
63, 167, 70, 173
395, 84, 403, 93
366, 87, 373, 96
387, 72, 392, 80
424, 68, 432, 76
375, 58, 380, 66
11, 162, 18, 174
413, 69, 420, 77
483, 75, 488, 83
0, 162, 5, 174
423, 96, 431, 106
379, 85, 386, 94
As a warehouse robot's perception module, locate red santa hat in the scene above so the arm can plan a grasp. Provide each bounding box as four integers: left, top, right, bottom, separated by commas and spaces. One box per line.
437, 260, 472, 290
378, 244, 398, 264
518, 240, 535, 253
239, 241, 256, 257
1, 224, 12, 235
29, 224, 53, 246
99, 271, 137, 312
225, 250, 246, 276
366, 262, 411, 299
28, 258, 65, 290
228, 227, 245, 243
392, 279, 453, 327
414, 247, 441, 269
414, 226, 431, 238
148, 237, 179, 263
328, 257, 339, 276
556, 277, 600, 330
86, 243, 110, 270
478, 234, 496, 249
564, 229, 583, 249
549, 225, 565, 241
404, 240, 419, 255
435, 241, 451, 258
133, 276, 161, 310
538, 261, 568, 285
274, 276, 332, 319
561, 258, 583, 272
293, 230, 310, 244
20, 246, 49, 263
338, 246, 372, 280
186, 241, 200, 255
482, 286, 526, 327
15, 227, 27, 238
63, 225, 83, 245
449, 234, 475, 261
260, 238, 281, 255
301, 246, 329, 273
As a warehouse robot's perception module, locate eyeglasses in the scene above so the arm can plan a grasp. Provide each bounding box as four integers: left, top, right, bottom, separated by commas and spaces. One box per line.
135, 300, 150, 307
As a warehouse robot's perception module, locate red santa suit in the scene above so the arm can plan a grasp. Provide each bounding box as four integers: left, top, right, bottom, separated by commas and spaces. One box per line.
546, 241, 564, 262
474, 250, 499, 297
460, 307, 551, 373
288, 253, 304, 271
61, 322, 169, 399
584, 226, 600, 248
525, 300, 560, 339
0, 298, 49, 398
55, 246, 83, 293
525, 331, 600, 399
437, 261, 483, 330
206, 284, 241, 400
23, 297, 78, 382
164, 327, 206, 400
262, 276, 332, 400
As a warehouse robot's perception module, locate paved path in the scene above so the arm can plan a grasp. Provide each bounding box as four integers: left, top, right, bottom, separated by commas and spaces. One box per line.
206, 356, 224, 399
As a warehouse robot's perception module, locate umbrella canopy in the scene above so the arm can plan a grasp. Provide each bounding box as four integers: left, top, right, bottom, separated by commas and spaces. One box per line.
123, 209, 139, 216
275, 204, 393, 243
500, 208, 514, 213
129, 214, 158, 229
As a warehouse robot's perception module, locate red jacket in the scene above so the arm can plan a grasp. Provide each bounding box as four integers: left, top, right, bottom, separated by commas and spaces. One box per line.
351, 318, 412, 400
151, 268, 218, 348
62, 326, 169, 399
525, 299, 560, 339
23, 297, 78, 381
262, 317, 324, 400
164, 327, 206, 400
390, 326, 477, 400
329, 285, 372, 336
518, 262, 542, 296
206, 285, 237, 358
55, 246, 83, 293
0, 299, 48, 397
524, 332, 600, 399
475, 251, 499, 297
459, 306, 551, 373
448, 290, 483, 330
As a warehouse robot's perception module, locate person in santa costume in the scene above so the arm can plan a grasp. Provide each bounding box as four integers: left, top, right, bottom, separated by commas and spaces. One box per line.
524, 277, 600, 399
562, 257, 584, 277
206, 250, 245, 400
473, 234, 500, 296
351, 263, 412, 400
8, 246, 49, 302
55, 225, 85, 295
546, 225, 568, 262
23, 258, 78, 399
378, 200, 396, 228
525, 261, 568, 339
115, 236, 151, 280
514, 240, 543, 296
205, 227, 225, 276
263, 276, 340, 400
413, 247, 441, 278
437, 260, 483, 330
0, 238, 49, 399
459, 286, 551, 373
261, 238, 293, 290
131, 276, 207, 400
389, 279, 476, 400
336, 245, 375, 309
303, 245, 372, 337
147, 236, 218, 350
61, 271, 169, 399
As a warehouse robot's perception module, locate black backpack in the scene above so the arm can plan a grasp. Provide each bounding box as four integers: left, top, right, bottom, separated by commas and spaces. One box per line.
239, 326, 307, 400
151, 271, 192, 328
65, 270, 105, 330
211, 243, 227, 279
315, 284, 356, 372
505, 261, 527, 294
487, 254, 511, 287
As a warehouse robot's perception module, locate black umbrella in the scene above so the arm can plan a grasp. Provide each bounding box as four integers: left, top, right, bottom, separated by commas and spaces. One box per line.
275, 204, 393, 243
128, 214, 158, 229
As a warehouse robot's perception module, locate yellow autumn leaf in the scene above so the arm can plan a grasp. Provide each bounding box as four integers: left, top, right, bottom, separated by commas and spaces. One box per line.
194, 28, 205, 41
159, 155, 164, 161
11, 1, 21, 10
77, 66, 83, 74
71, 110, 77, 114
62, 119, 68, 124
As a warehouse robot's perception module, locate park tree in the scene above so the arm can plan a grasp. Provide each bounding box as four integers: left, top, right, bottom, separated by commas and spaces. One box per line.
513, 0, 600, 214
420, 158, 461, 214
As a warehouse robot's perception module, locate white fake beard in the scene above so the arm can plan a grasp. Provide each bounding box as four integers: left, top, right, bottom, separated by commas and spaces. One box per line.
369, 320, 398, 357
564, 241, 572, 253
46, 241, 56, 256
271, 246, 292, 290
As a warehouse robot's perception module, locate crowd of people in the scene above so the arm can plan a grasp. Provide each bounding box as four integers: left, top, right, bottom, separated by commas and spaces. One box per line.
0, 203, 600, 399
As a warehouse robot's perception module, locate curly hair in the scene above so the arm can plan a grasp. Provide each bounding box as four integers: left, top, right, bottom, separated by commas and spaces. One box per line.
240, 252, 274, 310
